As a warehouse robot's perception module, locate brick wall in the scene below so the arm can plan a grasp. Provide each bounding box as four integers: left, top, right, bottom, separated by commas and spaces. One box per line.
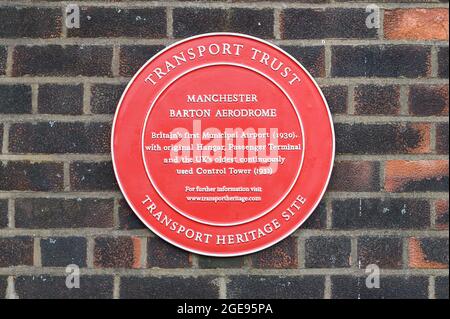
0, 0, 448, 299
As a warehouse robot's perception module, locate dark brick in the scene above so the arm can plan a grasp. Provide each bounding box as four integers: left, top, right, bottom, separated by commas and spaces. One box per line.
0, 277, 6, 299
91, 83, 127, 114
228, 9, 274, 39
435, 200, 449, 230
0, 124, 2, 152
329, 161, 380, 192
173, 8, 274, 38
0, 7, 61, 38
68, 7, 166, 38
436, 123, 449, 154
409, 237, 449, 269
227, 276, 324, 299
9, 122, 111, 154
0, 46, 6, 75
94, 237, 140, 269
0, 200, 7, 228
0, 84, 32, 114
120, 276, 220, 299
13, 45, 113, 77
38, 84, 83, 115
435, 276, 449, 299
335, 123, 430, 154
252, 237, 298, 268
332, 198, 430, 229
438, 46, 449, 78
331, 276, 428, 299
355, 85, 401, 115
409, 85, 449, 116
302, 201, 327, 229
305, 236, 351, 268
198, 256, 245, 269
15, 275, 113, 299
15, 198, 113, 229
283, 9, 377, 39
280, 46, 325, 78
70, 161, 117, 191
119, 45, 164, 77
332, 45, 431, 78
0, 161, 63, 191
0, 237, 33, 267
321, 85, 347, 114
118, 199, 145, 230
385, 160, 448, 192
358, 237, 403, 269
41, 237, 87, 267
147, 237, 191, 268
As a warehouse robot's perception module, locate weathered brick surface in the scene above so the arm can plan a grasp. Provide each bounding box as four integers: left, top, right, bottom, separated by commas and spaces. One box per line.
305, 236, 351, 268
173, 8, 275, 38
94, 237, 141, 269
38, 84, 83, 115
435, 200, 449, 230
68, 7, 166, 38
331, 46, 431, 78
321, 85, 347, 114
41, 237, 87, 267
147, 237, 192, 268
329, 161, 380, 191
331, 276, 429, 299
0, 0, 448, 300
15, 198, 114, 229
385, 160, 449, 192
335, 123, 430, 154
0, 161, 63, 191
0, 200, 7, 228
354, 85, 401, 115
409, 237, 449, 269
384, 9, 449, 40
0, 7, 61, 38
251, 237, 298, 268
120, 276, 220, 299
9, 122, 111, 154
13, 46, 113, 77
91, 84, 127, 114
0, 84, 32, 114
332, 198, 430, 229
0, 46, 6, 75
15, 275, 114, 299
227, 276, 324, 299
438, 46, 449, 78
119, 45, 164, 77
283, 9, 377, 39
70, 161, 118, 191
280, 46, 325, 78
357, 237, 403, 269
436, 123, 449, 155
409, 85, 449, 116
0, 237, 33, 267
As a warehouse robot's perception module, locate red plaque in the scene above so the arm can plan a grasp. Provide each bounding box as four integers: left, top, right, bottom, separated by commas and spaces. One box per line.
112, 33, 334, 256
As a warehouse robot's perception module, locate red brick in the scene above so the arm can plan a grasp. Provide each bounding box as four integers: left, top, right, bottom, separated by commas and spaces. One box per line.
385, 160, 449, 192
435, 200, 449, 230
94, 237, 141, 269
409, 237, 449, 269
384, 9, 449, 40
328, 161, 380, 192
251, 237, 298, 269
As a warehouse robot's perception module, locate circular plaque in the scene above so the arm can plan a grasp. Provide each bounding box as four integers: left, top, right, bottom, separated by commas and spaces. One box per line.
112, 33, 334, 256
